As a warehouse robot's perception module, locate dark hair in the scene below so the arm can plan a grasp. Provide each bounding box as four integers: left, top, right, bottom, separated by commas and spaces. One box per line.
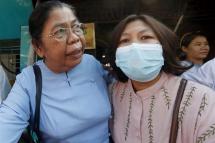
180, 31, 207, 48
29, 1, 75, 42
109, 14, 188, 82
178, 31, 208, 60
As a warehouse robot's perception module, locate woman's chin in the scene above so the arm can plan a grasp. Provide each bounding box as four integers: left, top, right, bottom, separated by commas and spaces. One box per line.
67, 56, 83, 68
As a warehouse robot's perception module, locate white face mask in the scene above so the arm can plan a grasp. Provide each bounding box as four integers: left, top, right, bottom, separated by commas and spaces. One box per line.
115, 43, 164, 82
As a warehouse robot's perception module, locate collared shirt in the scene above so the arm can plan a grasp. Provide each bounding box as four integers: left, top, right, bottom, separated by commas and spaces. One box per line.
0, 54, 111, 143
0, 65, 11, 102
182, 58, 215, 90
112, 72, 215, 143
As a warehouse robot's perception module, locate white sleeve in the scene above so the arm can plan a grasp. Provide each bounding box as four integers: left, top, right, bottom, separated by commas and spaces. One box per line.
196, 59, 215, 90
182, 59, 215, 90
0, 65, 11, 102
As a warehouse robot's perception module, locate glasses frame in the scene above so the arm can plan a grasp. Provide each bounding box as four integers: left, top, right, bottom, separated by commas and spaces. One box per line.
47, 23, 85, 42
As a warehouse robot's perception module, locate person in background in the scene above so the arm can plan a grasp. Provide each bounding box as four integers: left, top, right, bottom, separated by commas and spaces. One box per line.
179, 31, 210, 78
108, 14, 215, 143
0, 1, 111, 143
183, 57, 215, 90
0, 64, 11, 102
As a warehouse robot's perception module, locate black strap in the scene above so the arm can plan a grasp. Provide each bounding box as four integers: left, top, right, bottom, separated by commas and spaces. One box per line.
32, 64, 42, 141
169, 78, 187, 143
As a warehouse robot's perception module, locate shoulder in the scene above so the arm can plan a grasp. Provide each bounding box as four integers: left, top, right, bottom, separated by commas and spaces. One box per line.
15, 69, 32, 89
82, 54, 104, 72
82, 54, 97, 63
81, 54, 99, 68
16, 62, 42, 86
185, 80, 215, 101
200, 58, 215, 72
111, 80, 129, 96
18, 65, 34, 79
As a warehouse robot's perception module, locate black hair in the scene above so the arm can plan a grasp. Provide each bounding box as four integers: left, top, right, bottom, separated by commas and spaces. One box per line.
180, 31, 207, 48
178, 31, 208, 60
29, 1, 75, 42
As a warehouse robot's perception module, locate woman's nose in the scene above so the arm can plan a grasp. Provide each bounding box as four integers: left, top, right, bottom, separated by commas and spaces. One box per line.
67, 30, 80, 44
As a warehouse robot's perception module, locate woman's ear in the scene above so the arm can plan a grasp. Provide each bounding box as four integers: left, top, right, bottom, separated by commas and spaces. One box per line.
32, 39, 45, 58
181, 46, 187, 53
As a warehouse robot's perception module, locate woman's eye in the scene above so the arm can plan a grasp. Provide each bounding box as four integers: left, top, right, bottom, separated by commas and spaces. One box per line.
204, 43, 209, 46
194, 43, 201, 46
119, 39, 129, 45
140, 35, 152, 40
54, 28, 66, 37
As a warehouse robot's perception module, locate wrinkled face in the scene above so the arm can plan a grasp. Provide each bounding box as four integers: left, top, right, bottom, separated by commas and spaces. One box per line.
36, 7, 85, 73
182, 36, 210, 63
118, 19, 159, 47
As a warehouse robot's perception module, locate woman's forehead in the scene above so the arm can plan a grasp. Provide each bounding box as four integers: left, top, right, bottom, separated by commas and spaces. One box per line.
44, 7, 77, 29
122, 20, 154, 35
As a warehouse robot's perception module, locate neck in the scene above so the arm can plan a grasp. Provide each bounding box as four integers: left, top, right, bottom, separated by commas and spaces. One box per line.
187, 57, 203, 64
131, 73, 161, 92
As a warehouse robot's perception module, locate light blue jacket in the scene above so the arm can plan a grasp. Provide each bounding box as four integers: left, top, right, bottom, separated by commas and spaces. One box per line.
0, 54, 111, 143
182, 58, 215, 90
0, 65, 11, 102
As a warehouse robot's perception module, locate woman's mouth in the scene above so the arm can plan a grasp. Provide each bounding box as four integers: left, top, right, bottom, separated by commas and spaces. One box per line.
66, 48, 83, 59
66, 42, 83, 58
72, 50, 83, 59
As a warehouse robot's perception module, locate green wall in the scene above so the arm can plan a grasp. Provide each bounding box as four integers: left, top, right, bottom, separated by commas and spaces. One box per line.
0, 0, 33, 40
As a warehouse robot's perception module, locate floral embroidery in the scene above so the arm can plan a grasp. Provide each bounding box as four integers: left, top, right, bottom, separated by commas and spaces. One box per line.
195, 94, 208, 131
178, 86, 196, 125
148, 95, 155, 143
120, 84, 127, 102
198, 94, 208, 117
161, 87, 171, 109
124, 92, 132, 141
197, 123, 215, 143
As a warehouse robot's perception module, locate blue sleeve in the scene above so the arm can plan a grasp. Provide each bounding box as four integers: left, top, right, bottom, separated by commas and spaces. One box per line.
0, 65, 11, 101
90, 55, 115, 85
0, 67, 33, 142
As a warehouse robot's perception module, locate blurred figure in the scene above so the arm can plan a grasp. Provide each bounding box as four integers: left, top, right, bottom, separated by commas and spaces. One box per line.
0, 64, 11, 102
0, 1, 111, 143
179, 31, 210, 65
179, 31, 210, 79
109, 14, 215, 143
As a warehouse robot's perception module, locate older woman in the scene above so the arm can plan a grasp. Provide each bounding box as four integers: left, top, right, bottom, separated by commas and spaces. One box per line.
0, 1, 111, 143
109, 14, 215, 143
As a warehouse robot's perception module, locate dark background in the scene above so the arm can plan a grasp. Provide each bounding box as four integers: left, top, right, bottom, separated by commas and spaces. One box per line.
35, 0, 215, 63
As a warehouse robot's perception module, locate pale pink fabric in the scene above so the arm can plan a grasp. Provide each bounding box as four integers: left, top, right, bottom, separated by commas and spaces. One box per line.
112, 72, 215, 143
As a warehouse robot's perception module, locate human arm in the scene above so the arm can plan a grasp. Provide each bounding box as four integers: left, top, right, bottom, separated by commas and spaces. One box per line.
0, 67, 34, 142
89, 54, 115, 85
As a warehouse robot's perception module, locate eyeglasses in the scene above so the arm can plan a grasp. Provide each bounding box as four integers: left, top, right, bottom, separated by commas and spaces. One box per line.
48, 23, 84, 42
